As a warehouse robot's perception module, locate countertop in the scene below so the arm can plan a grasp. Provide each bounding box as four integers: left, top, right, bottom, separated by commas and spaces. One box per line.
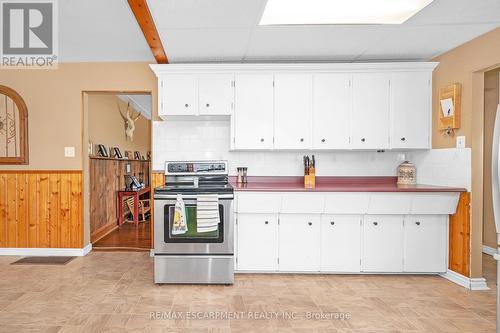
229, 176, 466, 193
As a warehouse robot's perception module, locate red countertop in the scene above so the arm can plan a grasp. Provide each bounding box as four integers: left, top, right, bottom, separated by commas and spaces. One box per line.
229, 176, 466, 193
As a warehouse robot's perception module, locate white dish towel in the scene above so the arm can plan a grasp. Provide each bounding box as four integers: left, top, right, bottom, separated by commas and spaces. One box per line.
196, 194, 220, 233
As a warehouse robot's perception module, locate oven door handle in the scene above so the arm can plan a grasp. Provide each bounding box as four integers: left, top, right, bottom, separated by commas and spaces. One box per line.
154, 194, 234, 200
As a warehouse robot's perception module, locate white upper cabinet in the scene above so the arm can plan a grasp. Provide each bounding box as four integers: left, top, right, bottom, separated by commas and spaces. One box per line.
390, 72, 431, 149
351, 73, 391, 149
312, 74, 352, 149
274, 74, 312, 149
161, 74, 198, 116
233, 74, 274, 150
198, 74, 234, 116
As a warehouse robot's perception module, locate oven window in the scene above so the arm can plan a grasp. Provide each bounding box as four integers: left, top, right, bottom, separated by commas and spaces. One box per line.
164, 204, 224, 243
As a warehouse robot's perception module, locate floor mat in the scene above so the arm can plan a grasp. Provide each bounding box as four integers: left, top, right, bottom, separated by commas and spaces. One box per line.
11, 256, 76, 265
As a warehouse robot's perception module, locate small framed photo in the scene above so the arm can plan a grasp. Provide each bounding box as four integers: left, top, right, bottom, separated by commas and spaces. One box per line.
113, 147, 123, 159
97, 144, 108, 157
134, 151, 141, 160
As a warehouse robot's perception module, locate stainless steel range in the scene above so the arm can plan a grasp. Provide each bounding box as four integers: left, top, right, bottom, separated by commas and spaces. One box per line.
153, 160, 234, 284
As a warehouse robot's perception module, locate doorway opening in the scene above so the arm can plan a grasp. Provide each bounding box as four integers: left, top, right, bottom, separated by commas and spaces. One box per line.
83, 92, 152, 250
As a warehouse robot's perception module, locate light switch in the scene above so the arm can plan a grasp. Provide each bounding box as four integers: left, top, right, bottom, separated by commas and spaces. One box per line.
456, 136, 466, 149
64, 146, 75, 157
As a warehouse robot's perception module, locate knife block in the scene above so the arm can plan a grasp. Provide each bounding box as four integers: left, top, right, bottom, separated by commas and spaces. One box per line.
304, 174, 315, 189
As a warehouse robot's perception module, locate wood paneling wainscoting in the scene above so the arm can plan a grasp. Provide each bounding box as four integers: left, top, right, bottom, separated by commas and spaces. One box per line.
449, 192, 471, 277
0, 171, 83, 248
90, 157, 150, 243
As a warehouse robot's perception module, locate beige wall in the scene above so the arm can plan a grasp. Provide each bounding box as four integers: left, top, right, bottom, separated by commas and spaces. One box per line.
88, 94, 151, 158
483, 69, 500, 248
0, 62, 157, 170
432, 27, 500, 277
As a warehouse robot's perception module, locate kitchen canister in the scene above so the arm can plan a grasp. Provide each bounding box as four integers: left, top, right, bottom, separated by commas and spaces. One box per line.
397, 161, 416, 185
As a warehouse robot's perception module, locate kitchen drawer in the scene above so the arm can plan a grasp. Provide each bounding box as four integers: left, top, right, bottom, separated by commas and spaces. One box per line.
235, 193, 282, 213
410, 193, 460, 214
367, 194, 412, 214
280, 193, 325, 213
324, 193, 369, 214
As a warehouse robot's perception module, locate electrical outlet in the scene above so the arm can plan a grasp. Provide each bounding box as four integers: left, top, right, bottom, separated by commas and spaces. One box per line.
64, 146, 75, 157
397, 153, 406, 161
456, 136, 466, 149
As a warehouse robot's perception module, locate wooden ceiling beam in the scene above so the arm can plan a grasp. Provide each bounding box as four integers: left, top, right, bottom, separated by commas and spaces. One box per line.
128, 0, 168, 64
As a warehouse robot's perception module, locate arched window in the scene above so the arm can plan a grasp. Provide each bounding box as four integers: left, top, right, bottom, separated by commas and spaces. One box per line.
0, 85, 28, 164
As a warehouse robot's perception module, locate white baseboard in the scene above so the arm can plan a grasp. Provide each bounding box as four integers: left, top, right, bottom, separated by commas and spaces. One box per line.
0, 243, 92, 257
482, 245, 497, 256
440, 270, 490, 290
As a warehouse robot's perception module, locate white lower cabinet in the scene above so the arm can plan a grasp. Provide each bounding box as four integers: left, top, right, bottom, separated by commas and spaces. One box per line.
404, 215, 447, 273
362, 215, 404, 272
237, 214, 278, 271
320, 215, 361, 272
279, 214, 320, 272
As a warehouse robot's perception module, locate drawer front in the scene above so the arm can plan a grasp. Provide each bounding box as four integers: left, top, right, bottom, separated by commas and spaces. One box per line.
236, 193, 282, 213
281, 193, 325, 213
324, 193, 369, 214
367, 194, 412, 214
411, 193, 460, 214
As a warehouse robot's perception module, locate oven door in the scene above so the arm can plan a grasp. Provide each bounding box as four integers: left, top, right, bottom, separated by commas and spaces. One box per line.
154, 194, 233, 255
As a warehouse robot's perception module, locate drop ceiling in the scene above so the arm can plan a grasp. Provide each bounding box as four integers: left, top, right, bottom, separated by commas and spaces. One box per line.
59, 0, 500, 63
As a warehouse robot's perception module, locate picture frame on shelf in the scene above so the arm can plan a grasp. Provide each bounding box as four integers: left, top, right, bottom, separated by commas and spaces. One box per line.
113, 147, 123, 159
97, 144, 108, 158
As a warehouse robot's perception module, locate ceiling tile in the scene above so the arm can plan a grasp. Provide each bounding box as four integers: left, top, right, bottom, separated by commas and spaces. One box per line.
358, 23, 500, 61
244, 26, 397, 61
148, 0, 267, 29
59, 0, 153, 62
406, 0, 500, 25
159, 28, 251, 63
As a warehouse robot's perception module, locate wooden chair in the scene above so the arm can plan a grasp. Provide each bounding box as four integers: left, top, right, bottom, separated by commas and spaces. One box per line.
125, 197, 151, 225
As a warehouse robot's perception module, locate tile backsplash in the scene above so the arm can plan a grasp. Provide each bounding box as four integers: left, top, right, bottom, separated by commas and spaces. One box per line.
153, 120, 471, 189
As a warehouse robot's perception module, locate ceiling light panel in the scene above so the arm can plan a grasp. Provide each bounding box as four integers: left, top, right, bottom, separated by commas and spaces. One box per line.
259, 0, 434, 25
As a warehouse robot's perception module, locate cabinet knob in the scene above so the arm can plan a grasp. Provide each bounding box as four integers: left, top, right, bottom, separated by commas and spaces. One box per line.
300, 138, 304, 142
185, 104, 189, 107
260, 138, 264, 142
264, 221, 269, 225
308, 222, 312, 226
415, 221, 421, 226
401, 137, 406, 141
373, 221, 378, 226
321, 138, 326, 143
361, 138, 366, 142
206, 103, 210, 107
330, 221, 335, 225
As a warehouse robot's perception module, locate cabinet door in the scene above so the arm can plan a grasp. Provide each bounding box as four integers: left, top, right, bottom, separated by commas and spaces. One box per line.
391, 72, 431, 149
404, 215, 447, 272
234, 74, 274, 149
351, 73, 390, 149
312, 74, 352, 149
279, 214, 320, 271
237, 214, 278, 271
274, 74, 312, 149
162, 74, 198, 115
199, 74, 234, 115
320, 215, 361, 272
362, 215, 404, 272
